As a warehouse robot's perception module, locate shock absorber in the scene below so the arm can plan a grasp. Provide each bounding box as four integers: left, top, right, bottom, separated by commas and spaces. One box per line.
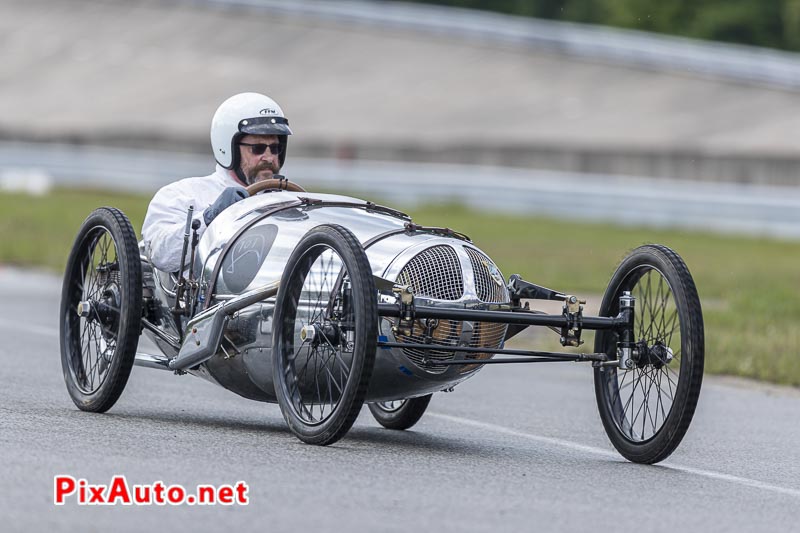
618, 291, 635, 370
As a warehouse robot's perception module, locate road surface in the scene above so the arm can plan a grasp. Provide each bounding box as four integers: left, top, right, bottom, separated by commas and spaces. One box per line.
0, 267, 798, 531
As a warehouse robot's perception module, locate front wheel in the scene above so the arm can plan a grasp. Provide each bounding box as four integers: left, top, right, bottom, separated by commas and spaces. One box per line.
368, 395, 432, 430
60, 207, 142, 412
272, 224, 377, 445
594, 244, 704, 464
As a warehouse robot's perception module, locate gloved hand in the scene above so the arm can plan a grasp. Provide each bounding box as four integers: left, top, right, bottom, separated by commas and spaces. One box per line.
203, 186, 249, 226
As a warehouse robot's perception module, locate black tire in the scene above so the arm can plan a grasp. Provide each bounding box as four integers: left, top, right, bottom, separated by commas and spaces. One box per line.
368, 395, 432, 430
60, 207, 142, 413
594, 244, 704, 464
272, 224, 377, 445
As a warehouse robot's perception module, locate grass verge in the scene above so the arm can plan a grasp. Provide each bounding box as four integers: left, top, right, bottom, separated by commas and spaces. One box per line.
1, 189, 798, 386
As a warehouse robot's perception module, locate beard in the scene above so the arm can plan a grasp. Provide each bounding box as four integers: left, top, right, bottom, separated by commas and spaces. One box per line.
242, 161, 280, 185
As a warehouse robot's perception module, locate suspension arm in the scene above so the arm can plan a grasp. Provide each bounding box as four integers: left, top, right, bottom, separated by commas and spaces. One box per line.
376, 303, 626, 331
377, 341, 608, 363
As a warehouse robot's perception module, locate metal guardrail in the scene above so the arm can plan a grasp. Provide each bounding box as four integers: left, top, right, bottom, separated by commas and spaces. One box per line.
193, 0, 800, 90
3, 141, 800, 239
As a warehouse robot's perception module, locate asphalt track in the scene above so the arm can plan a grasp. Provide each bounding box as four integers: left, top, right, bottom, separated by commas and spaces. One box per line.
1, 267, 799, 532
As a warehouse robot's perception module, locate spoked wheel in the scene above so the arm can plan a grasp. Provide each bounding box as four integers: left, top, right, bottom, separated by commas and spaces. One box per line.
594, 244, 704, 464
368, 395, 432, 430
60, 208, 142, 412
272, 224, 377, 445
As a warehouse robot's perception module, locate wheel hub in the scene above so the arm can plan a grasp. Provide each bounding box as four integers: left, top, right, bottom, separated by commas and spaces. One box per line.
633, 340, 673, 369
300, 322, 341, 346
76, 301, 92, 318
75, 281, 121, 333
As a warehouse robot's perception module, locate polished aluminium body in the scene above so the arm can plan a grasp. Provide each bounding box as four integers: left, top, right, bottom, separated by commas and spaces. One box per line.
140, 191, 510, 403
64, 183, 704, 463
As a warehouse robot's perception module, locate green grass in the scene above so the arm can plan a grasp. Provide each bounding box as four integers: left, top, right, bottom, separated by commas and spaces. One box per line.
405, 203, 800, 386
0, 189, 148, 271
2, 189, 798, 386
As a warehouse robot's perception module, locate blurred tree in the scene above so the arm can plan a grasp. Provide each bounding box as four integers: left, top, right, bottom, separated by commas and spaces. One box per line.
688, 1, 784, 49
783, 0, 800, 49
402, 0, 800, 52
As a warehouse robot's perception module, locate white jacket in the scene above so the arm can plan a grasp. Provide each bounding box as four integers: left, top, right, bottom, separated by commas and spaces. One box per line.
142, 165, 244, 272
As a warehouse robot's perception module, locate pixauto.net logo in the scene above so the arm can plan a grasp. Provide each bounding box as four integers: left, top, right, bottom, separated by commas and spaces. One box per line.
54, 475, 249, 506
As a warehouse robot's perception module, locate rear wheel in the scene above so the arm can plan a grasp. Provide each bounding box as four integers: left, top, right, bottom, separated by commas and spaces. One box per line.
594, 244, 704, 464
273, 224, 377, 445
60, 208, 142, 412
369, 395, 432, 430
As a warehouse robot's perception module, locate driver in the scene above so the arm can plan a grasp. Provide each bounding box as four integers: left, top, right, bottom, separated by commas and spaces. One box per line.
142, 92, 292, 272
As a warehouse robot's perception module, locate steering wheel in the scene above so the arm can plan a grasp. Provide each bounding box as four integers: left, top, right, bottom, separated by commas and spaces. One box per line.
245, 178, 306, 196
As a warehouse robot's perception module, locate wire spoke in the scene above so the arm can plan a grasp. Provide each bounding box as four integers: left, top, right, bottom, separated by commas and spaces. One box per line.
65, 227, 125, 394
643, 366, 659, 438
610, 265, 683, 443
282, 244, 357, 425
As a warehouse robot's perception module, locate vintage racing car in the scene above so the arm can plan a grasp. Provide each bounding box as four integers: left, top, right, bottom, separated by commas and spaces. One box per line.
59, 178, 704, 464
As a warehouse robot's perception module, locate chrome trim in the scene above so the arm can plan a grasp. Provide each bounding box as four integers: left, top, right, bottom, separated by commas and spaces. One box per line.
154, 269, 178, 298
134, 352, 171, 370
142, 249, 178, 299
221, 280, 280, 315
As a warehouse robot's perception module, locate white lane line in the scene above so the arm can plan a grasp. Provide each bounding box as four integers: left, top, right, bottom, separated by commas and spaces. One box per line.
0, 317, 58, 338
665, 465, 800, 498
429, 412, 800, 498
429, 412, 619, 459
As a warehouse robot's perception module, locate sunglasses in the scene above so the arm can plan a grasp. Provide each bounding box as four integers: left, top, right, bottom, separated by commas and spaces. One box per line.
238, 142, 284, 156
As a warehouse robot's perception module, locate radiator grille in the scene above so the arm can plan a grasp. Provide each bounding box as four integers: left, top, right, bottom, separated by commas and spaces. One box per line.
395, 245, 463, 300
458, 321, 508, 374
465, 247, 509, 303
395, 319, 508, 374
397, 320, 463, 374
392, 244, 508, 373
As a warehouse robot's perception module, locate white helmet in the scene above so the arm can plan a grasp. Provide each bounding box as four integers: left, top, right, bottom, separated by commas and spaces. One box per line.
210, 92, 292, 169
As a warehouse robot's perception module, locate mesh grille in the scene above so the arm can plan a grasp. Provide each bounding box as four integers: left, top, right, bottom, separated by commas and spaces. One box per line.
395, 319, 508, 374
392, 245, 508, 373
465, 247, 509, 303
396, 320, 463, 374
458, 322, 508, 374
396, 245, 463, 301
